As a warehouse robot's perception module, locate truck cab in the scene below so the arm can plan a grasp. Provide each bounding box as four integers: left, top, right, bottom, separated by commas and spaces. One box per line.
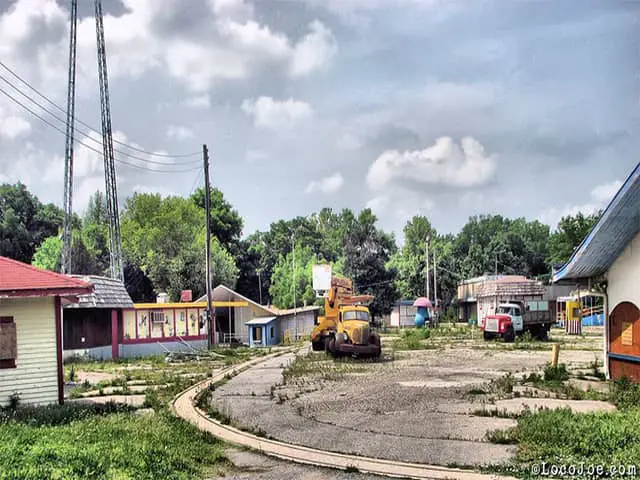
482, 300, 551, 342
482, 302, 524, 342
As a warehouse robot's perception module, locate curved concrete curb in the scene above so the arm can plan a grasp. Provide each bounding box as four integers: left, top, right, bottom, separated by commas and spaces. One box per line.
171, 348, 518, 480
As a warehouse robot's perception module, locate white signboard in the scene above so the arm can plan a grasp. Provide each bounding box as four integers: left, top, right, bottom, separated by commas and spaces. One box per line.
312, 264, 332, 291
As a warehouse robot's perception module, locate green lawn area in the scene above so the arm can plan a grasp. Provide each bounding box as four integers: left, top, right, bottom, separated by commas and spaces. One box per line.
0, 403, 226, 480
487, 378, 640, 479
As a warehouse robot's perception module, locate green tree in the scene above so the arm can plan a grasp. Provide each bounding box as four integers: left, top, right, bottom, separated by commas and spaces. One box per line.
82, 191, 110, 275
269, 244, 317, 309
547, 211, 601, 267
32, 231, 100, 274
343, 209, 398, 319
0, 182, 65, 263
388, 216, 437, 299
190, 187, 244, 250
120, 192, 238, 301
32, 236, 62, 271
453, 214, 551, 279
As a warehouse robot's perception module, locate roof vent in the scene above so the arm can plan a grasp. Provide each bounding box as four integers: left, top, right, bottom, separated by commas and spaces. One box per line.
157, 292, 169, 303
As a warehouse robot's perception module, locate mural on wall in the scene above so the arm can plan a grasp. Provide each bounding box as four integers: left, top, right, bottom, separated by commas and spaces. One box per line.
177, 310, 187, 336
165, 313, 174, 337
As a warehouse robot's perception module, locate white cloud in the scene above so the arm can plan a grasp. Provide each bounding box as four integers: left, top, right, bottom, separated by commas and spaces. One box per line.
0, 114, 31, 139
305, 173, 344, 194
167, 125, 195, 140
289, 20, 338, 77
183, 95, 211, 109
367, 136, 497, 190
539, 179, 623, 228
366, 192, 434, 218
241, 96, 313, 131
0, 0, 338, 99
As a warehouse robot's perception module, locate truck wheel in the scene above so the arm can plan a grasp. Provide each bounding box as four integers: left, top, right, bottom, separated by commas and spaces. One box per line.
327, 337, 340, 358
311, 339, 323, 351
504, 326, 515, 343
483, 331, 493, 341
536, 326, 549, 341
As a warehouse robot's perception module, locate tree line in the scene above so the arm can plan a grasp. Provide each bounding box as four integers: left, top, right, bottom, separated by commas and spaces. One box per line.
0, 182, 600, 318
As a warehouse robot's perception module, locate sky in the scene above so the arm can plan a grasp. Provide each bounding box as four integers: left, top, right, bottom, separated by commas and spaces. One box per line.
0, 0, 638, 242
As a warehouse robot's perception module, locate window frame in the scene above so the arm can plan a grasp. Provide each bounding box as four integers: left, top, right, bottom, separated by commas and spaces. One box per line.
0, 316, 17, 369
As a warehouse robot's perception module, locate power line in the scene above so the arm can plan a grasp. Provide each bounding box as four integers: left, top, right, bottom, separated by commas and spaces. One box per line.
0, 60, 201, 160
0, 85, 201, 174
0, 75, 200, 167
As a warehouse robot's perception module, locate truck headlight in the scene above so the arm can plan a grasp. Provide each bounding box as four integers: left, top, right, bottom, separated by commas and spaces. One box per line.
343, 333, 348, 341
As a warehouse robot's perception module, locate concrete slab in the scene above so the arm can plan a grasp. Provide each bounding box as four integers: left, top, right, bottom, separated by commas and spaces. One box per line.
492, 398, 616, 415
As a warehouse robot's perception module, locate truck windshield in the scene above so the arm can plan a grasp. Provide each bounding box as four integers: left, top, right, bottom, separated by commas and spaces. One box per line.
497, 306, 520, 316
343, 310, 370, 321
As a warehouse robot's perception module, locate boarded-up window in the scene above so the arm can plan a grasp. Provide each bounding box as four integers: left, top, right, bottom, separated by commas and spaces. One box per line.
0, 316, 17, 369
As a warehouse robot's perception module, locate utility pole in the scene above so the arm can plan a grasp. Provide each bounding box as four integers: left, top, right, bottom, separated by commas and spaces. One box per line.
292, 232, 297, 340
203, 144, 213, 348
495, 254, 498, 276
258, 270, 262, 305
425, 235, 431, 301
434, 248, 438, 326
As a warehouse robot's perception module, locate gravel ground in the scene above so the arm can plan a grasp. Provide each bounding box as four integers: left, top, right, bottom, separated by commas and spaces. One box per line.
209, 333, 606, 472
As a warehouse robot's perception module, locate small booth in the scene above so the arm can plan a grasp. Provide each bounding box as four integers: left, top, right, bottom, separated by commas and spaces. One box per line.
246, 316, 278, 348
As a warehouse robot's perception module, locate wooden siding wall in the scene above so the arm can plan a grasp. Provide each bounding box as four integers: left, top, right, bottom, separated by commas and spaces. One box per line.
0, 297, 58, 406
63, 309, 112, 349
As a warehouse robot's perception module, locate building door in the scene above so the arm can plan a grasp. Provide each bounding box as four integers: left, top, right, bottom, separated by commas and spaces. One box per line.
609, 301, 640, 381
252, 326, 262, 345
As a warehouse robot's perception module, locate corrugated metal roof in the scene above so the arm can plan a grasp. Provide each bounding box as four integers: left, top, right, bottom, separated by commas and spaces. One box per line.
553, 162, 640, 282
63, 275, 133, 309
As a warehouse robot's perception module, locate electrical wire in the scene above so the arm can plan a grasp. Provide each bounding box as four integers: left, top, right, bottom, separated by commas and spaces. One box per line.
0, 75, 201, 168
0, 60, 201, 159
0, 85, 201, 174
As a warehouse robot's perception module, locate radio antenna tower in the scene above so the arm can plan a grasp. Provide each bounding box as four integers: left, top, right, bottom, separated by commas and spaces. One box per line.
60, 0, 78, 275
61, 0, 124, 280
94, 0, 124, 280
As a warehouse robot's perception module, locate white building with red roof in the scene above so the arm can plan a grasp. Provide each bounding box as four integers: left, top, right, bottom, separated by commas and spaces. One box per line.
0, 256, 93, 406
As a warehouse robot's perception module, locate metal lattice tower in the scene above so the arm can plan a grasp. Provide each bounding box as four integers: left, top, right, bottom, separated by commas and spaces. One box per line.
94, 0, 124, 280
61, 0, 78, 275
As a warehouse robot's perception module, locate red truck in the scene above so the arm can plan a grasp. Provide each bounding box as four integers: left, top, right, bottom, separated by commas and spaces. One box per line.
481, 300, 552, 342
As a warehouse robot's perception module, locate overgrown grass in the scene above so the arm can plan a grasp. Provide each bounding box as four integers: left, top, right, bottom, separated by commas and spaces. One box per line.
0, 401, 134, 426
0, 406, 227, 479
487, 407, 640, 467
610, 377, 640, 410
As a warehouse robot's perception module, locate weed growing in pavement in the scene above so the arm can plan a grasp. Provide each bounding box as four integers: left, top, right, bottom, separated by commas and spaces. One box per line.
489, 373, 515, 395
281, 352, 366, 384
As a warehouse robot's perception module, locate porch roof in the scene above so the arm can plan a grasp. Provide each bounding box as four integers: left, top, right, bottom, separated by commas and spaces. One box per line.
245, 316, 277, 326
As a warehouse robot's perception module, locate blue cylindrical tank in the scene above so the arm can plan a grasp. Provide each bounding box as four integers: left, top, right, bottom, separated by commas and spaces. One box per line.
414, 307, 430, 327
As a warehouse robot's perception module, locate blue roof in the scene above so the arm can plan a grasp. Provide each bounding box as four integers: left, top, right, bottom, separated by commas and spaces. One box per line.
553, 162, 640, 282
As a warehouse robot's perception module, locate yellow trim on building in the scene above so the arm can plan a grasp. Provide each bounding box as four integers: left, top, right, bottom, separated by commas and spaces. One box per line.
132, 301, 248, 309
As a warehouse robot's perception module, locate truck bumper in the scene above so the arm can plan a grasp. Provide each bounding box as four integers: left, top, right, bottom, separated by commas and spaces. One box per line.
337, 343, 381, 356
